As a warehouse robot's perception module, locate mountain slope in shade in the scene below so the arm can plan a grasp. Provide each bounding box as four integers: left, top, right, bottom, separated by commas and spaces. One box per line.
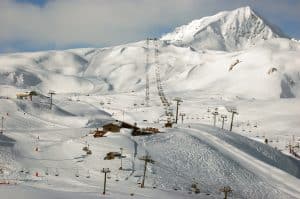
161, 6, 286, 51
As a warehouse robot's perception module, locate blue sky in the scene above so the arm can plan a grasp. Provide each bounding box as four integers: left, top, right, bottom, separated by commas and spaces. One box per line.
15, 0, 48, 7
0, 0, 299, 53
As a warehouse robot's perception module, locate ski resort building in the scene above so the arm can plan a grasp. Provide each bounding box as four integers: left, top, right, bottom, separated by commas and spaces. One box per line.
93, 128, 107, 138
102, 122, 122, 132
16, 92, 31, 100
16, 91, 38, 101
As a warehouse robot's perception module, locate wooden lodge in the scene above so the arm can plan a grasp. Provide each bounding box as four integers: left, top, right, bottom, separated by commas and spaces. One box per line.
104, 152, 122, 160
16, 91, 38, 101
99, 120, 162, 137
102, 120, 139, 133
132, 127, 161, 136
103, 121, 122, 132
16, 92, 31, 100
93, 128, 107, 138
165, 121, 173, 128
119, 121, 139, 131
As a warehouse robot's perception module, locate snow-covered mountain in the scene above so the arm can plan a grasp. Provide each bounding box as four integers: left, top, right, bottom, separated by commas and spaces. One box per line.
0, 6, 299, 100
1, 38, 299, 100
161, 6, 286, 51
1, 6, 300, 199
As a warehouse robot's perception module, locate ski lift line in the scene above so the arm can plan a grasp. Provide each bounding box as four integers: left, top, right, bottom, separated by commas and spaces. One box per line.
153, 40, 171, 109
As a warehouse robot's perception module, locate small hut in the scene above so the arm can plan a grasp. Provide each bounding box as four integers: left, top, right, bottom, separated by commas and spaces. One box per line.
165, 121, 173, 128
132, 127, 161, 136
104, 152, 122, 160
119, 121, 139, 131
93, 128, 107, 138
16, 91, 38, 101
16, 93, 30, 100
103, 121, 122, 132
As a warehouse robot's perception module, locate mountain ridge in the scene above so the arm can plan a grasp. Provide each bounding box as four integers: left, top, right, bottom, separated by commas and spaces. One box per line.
161, 6, 287, 51
0, 7, 299, 100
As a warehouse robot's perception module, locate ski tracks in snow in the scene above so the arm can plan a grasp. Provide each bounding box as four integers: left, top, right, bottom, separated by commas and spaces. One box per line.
184, 126, 300, 199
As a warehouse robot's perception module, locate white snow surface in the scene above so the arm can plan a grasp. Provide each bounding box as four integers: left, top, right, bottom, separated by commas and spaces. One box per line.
1, 6, 300, 199
161, 7, 286, 51
1, 37, 300, 100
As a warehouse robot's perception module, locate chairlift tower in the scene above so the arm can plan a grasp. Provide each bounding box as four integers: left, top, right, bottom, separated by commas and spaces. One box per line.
221, 114, 227, 130
173, 98, 183, 124
179, 113, 186, 123
226, 106, 238, 132
220, 186, 233, 199
101, 168, 111, 195
207, 107, 211, 118
139, 155, 155, 188
212, 109, 219, 127
0, 116, 4, 134
119, 148, 123, 170
48, 90, 56, 110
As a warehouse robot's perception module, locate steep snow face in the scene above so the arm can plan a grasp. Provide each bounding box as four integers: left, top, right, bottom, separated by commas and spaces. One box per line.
161, 6, 286, 51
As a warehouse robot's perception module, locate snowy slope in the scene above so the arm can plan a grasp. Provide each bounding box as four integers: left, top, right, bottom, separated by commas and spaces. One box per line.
1, 7, 298, 100
1, 92, 300, 199
161, 6, 286, 51
0, 6, 299, 99
1, 37, 300, 99
1, 6, 300, 199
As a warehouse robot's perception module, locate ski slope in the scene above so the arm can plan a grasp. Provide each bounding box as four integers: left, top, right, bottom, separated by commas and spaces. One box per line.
1, 6, 300, 199
1, 89, 300, 198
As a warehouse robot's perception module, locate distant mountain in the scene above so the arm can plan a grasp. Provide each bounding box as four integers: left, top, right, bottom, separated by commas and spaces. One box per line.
161, 6, 287, 51
0, 7, 299, 100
